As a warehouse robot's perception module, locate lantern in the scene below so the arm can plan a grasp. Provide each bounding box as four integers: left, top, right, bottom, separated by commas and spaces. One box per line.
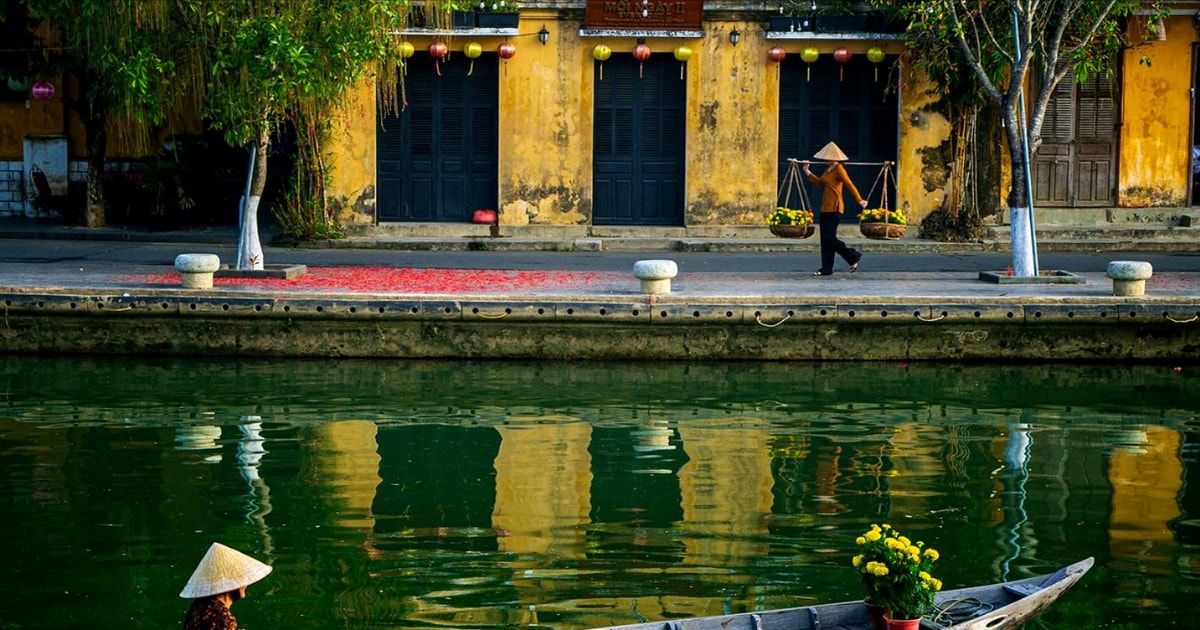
673, 46, 691, 80
801, 47, 819, 81
632, 42, 651, 79
497, 41, 516, 74
31, 81, 54, 100
867, 46, 884, 81
833, 47, 851, 81
593, 44, 611, 80
429, 40, 449, 76
767, 46, 786, 63
399, 41, 415, 59
464, 42, 482, 76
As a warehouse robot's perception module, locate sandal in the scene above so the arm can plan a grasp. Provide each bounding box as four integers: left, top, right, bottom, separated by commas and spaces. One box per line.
849, 261, 860, 273
813, 270, 831, 276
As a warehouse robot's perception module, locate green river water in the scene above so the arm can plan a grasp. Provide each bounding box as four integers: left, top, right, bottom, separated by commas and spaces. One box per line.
1, 356, 1197, 629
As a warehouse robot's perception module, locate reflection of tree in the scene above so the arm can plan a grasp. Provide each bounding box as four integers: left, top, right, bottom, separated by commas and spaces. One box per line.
238, 416, 274, 558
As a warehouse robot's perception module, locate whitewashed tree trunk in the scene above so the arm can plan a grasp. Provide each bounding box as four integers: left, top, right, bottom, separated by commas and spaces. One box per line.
238, 193, 264, 270
237, 129, 270, 270
1009, 206, 1036, 277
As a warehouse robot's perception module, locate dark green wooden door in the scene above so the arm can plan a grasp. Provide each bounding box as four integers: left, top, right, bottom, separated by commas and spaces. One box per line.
377, 54, 499, 222
778, 54, 898, 219
593, 54, 686, 226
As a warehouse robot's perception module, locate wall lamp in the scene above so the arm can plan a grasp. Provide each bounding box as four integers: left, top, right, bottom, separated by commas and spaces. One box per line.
729, 28, 740, 46
538, 24, 550, 46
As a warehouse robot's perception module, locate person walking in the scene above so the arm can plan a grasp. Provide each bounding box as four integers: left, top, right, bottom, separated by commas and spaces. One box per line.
803, 142, 867, 276
180, 542, 273, 630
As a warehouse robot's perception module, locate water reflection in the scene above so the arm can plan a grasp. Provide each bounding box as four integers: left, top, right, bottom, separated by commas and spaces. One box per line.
0, 356, 1197, 629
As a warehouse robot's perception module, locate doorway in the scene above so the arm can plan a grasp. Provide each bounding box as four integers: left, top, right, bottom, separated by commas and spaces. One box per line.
377, 53, 500, 222
592, 54, 686, 226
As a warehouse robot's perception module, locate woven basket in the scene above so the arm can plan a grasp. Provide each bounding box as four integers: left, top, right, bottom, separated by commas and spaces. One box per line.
770, 224, 815, 239
859, 222, 906, 240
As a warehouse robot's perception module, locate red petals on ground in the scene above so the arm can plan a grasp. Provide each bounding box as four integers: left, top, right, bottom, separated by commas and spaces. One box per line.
130, 266, 619, 294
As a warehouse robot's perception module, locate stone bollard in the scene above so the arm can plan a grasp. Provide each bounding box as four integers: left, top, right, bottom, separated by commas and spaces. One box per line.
174, 253, 222, 289
633, 259, 679, 295
1106, 260, 1153, 296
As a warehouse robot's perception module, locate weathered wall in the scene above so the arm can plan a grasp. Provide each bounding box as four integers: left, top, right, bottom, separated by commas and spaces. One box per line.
1119, 15, 1194, 207
501, 12, 591, 226
686, 21, 776, 225
326, 75, 380, 227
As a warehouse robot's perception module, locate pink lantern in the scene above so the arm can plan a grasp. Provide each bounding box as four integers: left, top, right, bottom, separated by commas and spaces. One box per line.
497, 42, 516, 60
767, 46, 786, 63
31, 81, 55, 100
429, 41, 449, 76
632, 43, 651, 78
833, 47, 851, 81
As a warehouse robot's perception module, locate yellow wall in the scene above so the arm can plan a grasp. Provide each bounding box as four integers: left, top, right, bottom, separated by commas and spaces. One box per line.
326, 75, 380, 227
1119, 15, 1195, 207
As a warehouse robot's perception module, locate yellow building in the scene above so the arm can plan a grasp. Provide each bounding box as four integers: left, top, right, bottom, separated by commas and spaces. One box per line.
5, 2, 1200, 232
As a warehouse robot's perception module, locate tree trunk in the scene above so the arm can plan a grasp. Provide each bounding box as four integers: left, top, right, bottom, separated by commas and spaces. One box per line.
81, 93, 108, 228
1004, 105, 1036, 277
238, 128, 269, 270
975, 102, 1004, 221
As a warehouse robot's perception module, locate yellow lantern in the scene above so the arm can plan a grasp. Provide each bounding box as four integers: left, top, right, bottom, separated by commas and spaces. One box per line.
801, 47, 819, 81
464, 42, 482, 75
593, 44, 612, 80
867, 46, 885, 81
673, 46, 692, 80
399, 41, 415, 59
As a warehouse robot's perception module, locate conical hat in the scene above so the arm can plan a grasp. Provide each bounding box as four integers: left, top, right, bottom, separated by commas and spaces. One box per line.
180, 542, 272, 598
813, 142, 849, 161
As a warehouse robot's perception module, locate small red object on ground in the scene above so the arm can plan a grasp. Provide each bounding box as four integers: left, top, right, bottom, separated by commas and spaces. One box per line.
472, 209, 497, 224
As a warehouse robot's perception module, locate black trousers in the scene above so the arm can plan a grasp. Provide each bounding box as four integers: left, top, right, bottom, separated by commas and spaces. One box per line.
818, 211, 860, 274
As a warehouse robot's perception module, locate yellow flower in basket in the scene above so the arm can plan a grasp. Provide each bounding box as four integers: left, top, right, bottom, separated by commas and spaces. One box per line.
859, 207, 906, 226
767, 206, 814, 226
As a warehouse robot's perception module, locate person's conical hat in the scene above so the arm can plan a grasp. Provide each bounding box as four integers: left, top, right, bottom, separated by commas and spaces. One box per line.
813, 142, 849, 161
179, 542, 272, 598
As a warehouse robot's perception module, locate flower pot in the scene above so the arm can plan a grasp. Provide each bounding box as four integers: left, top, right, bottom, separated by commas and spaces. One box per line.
864, 600, 888, 630
770, 224, 815, 239
884, 616, 921, 630
859, 222, 906, 240
452, 10, 476, 29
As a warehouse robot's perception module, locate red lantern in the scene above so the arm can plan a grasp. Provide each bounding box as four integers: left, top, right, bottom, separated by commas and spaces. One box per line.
767, 46, 786, 63
31, 81, 54, 100
429, 41, 449, 76
632, 42, 651, 78
833, 47, 851, 81
497, 42, 516, 59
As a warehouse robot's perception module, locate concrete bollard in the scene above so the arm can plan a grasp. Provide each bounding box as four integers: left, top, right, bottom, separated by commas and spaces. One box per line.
175, 253, 222, 289
1106, 260, 1153, 296
633, 259, 679, 295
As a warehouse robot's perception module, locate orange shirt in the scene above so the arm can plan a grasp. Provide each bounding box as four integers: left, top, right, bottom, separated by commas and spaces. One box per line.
806, 162, 863, 214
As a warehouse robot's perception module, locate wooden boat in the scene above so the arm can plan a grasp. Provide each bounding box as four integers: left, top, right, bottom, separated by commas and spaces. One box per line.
591, 557, 1093, 630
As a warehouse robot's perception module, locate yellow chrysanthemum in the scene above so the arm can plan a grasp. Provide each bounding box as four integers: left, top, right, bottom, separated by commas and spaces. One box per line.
924, 548, 939, 561
864, 530, 882, 542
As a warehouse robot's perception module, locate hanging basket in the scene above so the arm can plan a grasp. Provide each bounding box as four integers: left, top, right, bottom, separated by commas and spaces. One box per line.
859, 221, 906, 240
770, 223, 815, 239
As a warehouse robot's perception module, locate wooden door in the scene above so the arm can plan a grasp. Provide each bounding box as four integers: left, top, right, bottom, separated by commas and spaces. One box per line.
1034, 65, 1117, 207
377, 53, 499, 222
592, 54, 686, 226
778, 54, 898, 219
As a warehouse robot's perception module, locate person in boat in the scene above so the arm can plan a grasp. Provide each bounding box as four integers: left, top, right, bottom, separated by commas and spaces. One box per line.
803, 141, 867, 276
180, 542, 272, 630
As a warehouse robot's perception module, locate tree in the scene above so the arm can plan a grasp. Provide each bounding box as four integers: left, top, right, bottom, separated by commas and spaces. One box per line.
22, 0, 197, 228
183, 0, 414, 269
887, 0, 1165, 276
